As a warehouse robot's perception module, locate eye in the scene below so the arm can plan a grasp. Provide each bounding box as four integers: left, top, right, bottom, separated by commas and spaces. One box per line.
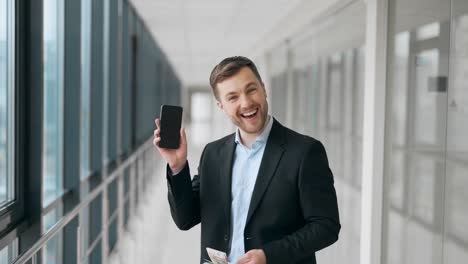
228, 96, 237, 102
247, 87, 256, 93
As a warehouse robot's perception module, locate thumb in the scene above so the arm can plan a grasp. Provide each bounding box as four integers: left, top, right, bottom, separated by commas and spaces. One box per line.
180, 127, 187, 148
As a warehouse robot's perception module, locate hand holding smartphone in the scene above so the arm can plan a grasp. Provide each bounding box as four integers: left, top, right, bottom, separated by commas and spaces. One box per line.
158, 105, 183, 149
153, 105, 187, 175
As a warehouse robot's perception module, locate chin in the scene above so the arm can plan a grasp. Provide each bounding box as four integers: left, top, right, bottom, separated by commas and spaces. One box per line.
242, 123, 264, 134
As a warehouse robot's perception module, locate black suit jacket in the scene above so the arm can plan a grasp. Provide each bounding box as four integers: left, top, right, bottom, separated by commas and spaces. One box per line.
166, 119, 340, 264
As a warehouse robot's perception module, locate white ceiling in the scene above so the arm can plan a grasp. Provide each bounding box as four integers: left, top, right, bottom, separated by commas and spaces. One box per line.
129, 0, 303, 87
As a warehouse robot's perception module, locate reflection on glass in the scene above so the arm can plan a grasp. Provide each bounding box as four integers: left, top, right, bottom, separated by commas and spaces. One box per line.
445, 163, 468, 240
42, 207, 63, 264
416, 22, 440, 40
413, 49, 443, 146
43, 205, 63, 233
292, 45, 364, 264
0, 238, 18, 263
410, 155, 439, 224
80, 205, 90, 260
327, 53, 343, 129
286, 5, 367, 264
308, 63, 321, 136
0, 0, 14, 207
81, 0, 92, 178
270, 73, 288, 125
191, 92, 212, 146
447, 15, 468, 152
43, 0, 64, 207
351, 48, 365, 189
388, 151, 405, 209
43, 233, 63, 264
102, 0, 110, 163
326, 48, 363, 264
0, 0, 8, 205
384, 0, 449, 263
391, 32, 409, 146
444, 8, 468, 264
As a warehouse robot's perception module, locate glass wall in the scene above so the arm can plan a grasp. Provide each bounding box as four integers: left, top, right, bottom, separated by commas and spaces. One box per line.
191, 92, 212, 146
0, 0, 182, 263
0, 0, 7, 205
444, 0, 468, 263
1, 1, 20, 262
0, 239, 18, 263
81, 0, 92, 179
43, 206, 64, 264
42, 0, 65, 207
102, 0, 110, 164
107, 0, 119, 162
0, 0, 14, 206
383, 0, 468, 263
267, 2, 366, 263
268, 45, 288, 125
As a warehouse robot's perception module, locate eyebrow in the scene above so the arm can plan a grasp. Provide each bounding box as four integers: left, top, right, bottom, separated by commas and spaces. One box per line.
244, 82, 257, 89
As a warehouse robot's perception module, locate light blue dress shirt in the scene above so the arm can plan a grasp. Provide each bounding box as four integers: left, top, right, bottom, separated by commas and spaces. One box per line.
228, 115, 274, 263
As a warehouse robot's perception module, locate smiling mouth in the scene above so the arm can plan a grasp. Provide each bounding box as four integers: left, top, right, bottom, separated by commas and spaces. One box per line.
240, 109, 258, 119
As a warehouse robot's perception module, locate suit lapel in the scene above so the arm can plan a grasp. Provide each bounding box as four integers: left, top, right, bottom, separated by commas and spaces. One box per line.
219, 135, 236, 230
245, 119, 285, 226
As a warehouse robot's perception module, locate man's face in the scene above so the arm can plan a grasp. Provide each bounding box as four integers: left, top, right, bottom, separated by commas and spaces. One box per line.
216, 67, 269, 136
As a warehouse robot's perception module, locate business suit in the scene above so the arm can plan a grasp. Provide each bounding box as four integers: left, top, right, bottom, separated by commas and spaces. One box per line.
166, 118, 340, 264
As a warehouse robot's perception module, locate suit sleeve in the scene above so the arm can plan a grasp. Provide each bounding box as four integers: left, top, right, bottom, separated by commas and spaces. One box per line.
261, 140, 341, 263
166, 146, 207, 231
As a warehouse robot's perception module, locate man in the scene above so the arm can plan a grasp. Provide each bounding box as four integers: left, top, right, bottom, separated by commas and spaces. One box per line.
153, 56, 340, 264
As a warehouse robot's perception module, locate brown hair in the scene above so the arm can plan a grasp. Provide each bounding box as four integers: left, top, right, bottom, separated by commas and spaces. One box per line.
209, 56, 263, 99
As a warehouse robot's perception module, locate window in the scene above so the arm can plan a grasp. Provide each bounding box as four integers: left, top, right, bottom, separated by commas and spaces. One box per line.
102, 0, 110, 163
0, 238, 18, 263
42, 206, 64, 264
81, 0, 92, 178
42, 0, 65, 207
383, 1, 451, 263
0, 0, 15, 207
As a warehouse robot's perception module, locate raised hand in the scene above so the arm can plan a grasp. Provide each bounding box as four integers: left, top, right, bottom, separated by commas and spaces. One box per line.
153, 118, 188, 174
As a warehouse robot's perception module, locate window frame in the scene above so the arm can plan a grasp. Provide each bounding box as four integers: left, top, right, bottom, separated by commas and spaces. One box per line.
0, 0, 28, 250
0, 0, 15, 209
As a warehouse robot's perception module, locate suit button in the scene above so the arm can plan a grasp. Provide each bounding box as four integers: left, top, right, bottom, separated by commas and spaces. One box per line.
224, 235, 228, 241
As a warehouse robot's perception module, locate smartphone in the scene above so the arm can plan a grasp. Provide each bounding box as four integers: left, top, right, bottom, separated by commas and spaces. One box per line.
158, 105, 183, 149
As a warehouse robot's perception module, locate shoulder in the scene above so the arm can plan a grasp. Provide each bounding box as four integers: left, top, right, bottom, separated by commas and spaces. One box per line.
203, 132, 235, 153
277, 126, 329, 168
277, 122, 323, 151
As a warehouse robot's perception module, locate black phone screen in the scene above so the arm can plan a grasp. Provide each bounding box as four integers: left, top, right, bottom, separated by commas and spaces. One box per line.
159, 105, 183, 149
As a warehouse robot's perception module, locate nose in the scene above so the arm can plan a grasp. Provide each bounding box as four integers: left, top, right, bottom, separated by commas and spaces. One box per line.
239, 94, 254, 109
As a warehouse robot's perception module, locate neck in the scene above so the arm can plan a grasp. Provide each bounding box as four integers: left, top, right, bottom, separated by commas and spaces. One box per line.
239, 131, 257, 149
238, 116, 269, 149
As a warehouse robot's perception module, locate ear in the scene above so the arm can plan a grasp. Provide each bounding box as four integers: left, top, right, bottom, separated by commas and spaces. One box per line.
261, 82, 267, 98
216, 100, 224, 111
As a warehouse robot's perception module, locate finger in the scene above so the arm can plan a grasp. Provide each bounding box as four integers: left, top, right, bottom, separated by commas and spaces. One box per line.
180, 127, 187, 147
154, 128, 160, 137
236, 259, 249, 264
236, 255, 250, 264
155, 118, 161, 129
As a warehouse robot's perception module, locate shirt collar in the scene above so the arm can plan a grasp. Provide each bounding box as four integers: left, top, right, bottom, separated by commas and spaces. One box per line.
234, 115, 273, 146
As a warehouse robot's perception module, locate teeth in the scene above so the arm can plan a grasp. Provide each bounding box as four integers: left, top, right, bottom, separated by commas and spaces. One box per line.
242, 109, 257, 117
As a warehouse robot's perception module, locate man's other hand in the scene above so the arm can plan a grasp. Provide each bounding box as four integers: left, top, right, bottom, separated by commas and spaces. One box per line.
236, 249, 266, 264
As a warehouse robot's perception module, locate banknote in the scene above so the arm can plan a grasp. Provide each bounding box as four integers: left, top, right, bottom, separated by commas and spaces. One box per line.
206, 247, 228, 264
